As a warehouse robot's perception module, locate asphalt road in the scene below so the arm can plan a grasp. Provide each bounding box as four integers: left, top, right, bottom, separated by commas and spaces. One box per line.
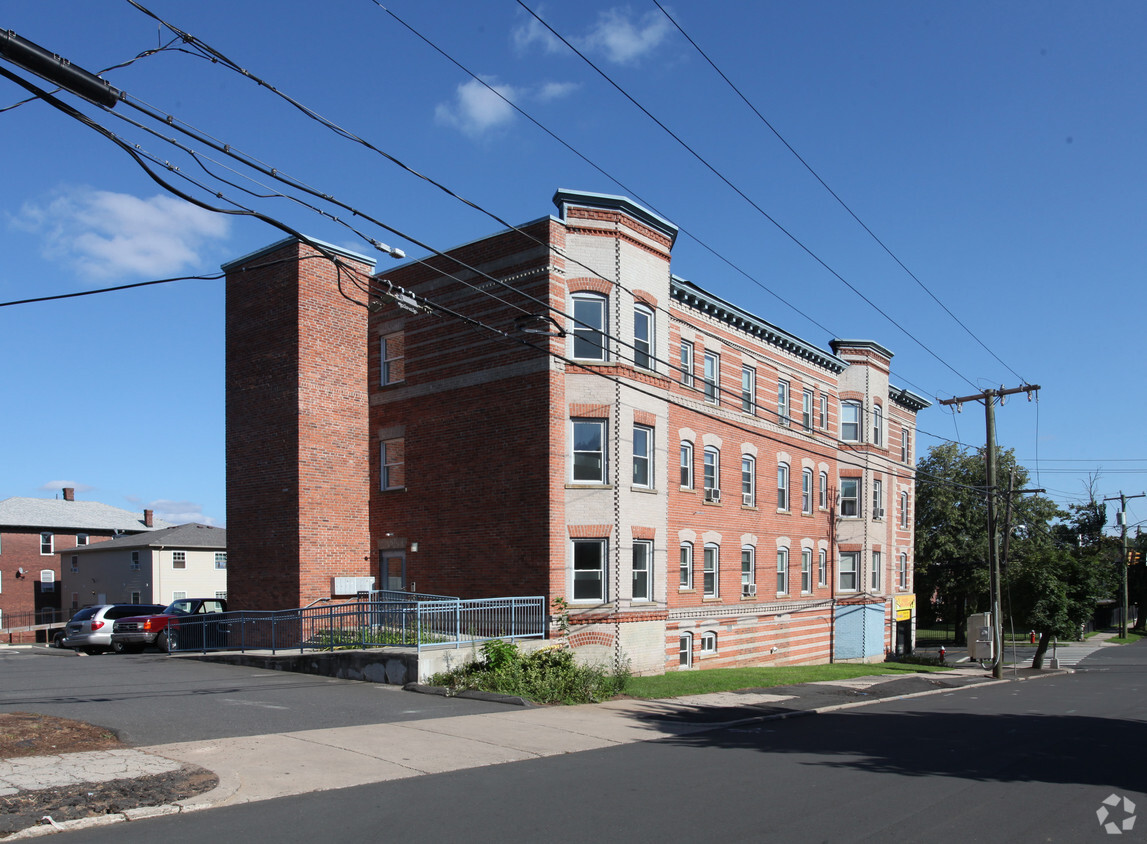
0, 646, 512, 745
42, 640, 1147, 843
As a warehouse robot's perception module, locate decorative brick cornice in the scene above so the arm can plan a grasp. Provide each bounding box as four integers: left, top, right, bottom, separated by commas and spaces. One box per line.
568, 276, 614, 295
568, 524, 613, 538
570, 403, 612, 419
631, 525, 656, 540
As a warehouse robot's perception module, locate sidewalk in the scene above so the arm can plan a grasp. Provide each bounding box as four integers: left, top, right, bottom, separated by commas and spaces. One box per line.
0, 662, 1054, 839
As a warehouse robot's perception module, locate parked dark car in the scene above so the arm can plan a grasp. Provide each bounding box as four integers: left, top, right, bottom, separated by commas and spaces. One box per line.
110, 598, 228, 653
61, 604, 167, 654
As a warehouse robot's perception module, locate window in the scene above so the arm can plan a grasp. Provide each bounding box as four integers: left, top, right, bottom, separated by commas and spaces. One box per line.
572, 293, 608, 360
839, 551, 859, 591
40, 532, 53, 555
802, 468, 813, 514
819, 471, 828, 509
802, 390, 814, 431
741, 546, 755, 597
633, 305, 654, 369
901, 491, 910, 528
40, 570, 55, 592
572, 420, 606, 483
172, 591, 187, 601
632, 540, 651, 601
873, 404, 883, 446
841, 401, 861, 441
76, 533, 88, 546
777, 380, 790, 426
741, 455, 755, 507
703, 447, 720, 501
130, 551, 140, 571
873, 479, 883, 520
898, 553, 908, 589
679, 340, 694, 387
633, 425, 653, 488
679, 632, 693, 667
703, 544, 718, 597
871, 551, 882, 591
902, 428, 913, 464
380, 333, 405, 385
679, 543, 693, 589
215, 591, 228, 601
172, 551, 186, 569
703, 352, 720, 404
381, 438, 406, 490
818, 549, 827, 587
819, 395, 828, 429
130, 591, 141, 604
700, 631, 717, 654
776, 548, 789, 594
70, 556, 78, 574
801, 549, 813, 593
680, 441, 693, 489
741, 366, 755, 414
573, 539, 607, 602
215, 552, 228, 570
840, 478, 860, 517
777, 462, 789, 511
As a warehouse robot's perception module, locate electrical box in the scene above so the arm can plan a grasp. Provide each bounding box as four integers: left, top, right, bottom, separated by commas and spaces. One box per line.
967, 612, 994, 660
332, 576, 375, 596
1117, 511, 1126, 526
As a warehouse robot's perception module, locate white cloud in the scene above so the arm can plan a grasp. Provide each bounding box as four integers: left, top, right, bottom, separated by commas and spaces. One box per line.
41, 480, 94, 495
12, 187, 229, 280
435, 77, 519, 138
512, 14, 565, 55
537, 81, 580, 103
150, 499, 215, 526
580, 7, 673, 64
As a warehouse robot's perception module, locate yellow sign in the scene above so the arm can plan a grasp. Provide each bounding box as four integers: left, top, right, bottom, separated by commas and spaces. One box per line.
894, 595, 915, 621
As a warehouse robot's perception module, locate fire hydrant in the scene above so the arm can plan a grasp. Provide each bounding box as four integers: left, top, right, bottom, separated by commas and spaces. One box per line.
939, 646, 946, 663
1030, 630, 1036, 644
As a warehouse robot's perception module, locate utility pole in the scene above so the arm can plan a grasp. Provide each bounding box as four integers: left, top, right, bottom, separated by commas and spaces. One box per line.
940, 384, 1039, 679
1104, 491, 1145, 638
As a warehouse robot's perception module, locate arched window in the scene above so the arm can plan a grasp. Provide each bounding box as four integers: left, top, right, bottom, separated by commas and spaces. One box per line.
680, 441, 694, 488
841, 401, 861, 441
741, 546, 756, 597
679, 542, 693, 589
703, 447, 720, 502
679, 632, 693, 667
777, 462, 790, 511
633, 304, 654, 369
802, 468, 813, 514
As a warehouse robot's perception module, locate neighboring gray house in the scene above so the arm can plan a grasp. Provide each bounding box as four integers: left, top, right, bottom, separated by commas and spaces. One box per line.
60, 523, 227, 609
0, 488, 171, 631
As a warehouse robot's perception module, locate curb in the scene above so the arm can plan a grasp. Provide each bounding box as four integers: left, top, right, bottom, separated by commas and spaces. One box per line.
402, 682, 534, 707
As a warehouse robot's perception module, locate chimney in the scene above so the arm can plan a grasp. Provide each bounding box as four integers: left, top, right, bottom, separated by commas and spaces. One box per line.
144, 509, 154, 528
63, 487, 74, 502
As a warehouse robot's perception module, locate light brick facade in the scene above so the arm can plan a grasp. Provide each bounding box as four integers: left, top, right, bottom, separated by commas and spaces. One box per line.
224, 190, 929, 672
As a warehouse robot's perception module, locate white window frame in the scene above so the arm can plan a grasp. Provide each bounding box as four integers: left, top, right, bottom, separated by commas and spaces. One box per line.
741, 366, 755, 414
76, 533, 88, 546
898, 553, 909, 590
840, 477, 860, 517
381, 438, 406, 491
839, 551, 859, 592
741, 546, 755, 597
901, 491, 910, 528
172, 590, 188, 602
819, 394, 828, 429
633, 304, 654, 370
703, 447, 720, 500
703, 543, 719, 598
802, 389, 813, 431
130, 590, 141, 604
741, 455, 755, 507
819, 549, 828, 587
703, 351, 720, 404
632, 540, 652, 602
871, 551, 882, 591
40, 532, 53, 555
632, 425, 653, 489
679, 632, 693, 667
802, 468, 813, 514
777, 462, 790, 511
380, 333, 404, 385
842, 401, 861, 442
572, 420, 607, 484
680, 441, 694, 489
130, 550, 140, 571
700, 631, 717, 654
902, 428, 913, 464
215, 552, 228, 570
680, 542, 694, 589
679, 340, 694, 387
777, 379, 790, 426
571, 293, 609, 361
776, 548, 789, 594
873, 479, 884, 520
873, 404, 883, 446
572, 538, 607, 603
801, 549, 813, 593
172, 551, 186, 570
819, 471, 828, 510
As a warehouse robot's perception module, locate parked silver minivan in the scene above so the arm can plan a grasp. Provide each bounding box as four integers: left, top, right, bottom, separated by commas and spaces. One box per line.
61, 604, 166, 654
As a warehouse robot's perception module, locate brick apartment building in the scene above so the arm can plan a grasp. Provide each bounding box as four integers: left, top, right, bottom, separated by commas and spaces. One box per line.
223, 189, 929, 673
0, 488, 170, 639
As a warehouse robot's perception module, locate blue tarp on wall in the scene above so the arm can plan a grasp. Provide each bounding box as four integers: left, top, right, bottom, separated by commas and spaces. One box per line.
834, 602, 886, 660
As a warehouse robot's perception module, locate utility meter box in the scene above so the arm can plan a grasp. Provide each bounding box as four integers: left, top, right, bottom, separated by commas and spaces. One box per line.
967, 612, 994, 660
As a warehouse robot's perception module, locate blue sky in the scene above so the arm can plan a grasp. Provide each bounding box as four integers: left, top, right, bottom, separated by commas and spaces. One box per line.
1, 1, 1144, 529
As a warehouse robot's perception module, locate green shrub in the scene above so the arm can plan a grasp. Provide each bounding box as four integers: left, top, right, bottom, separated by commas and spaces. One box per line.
885, 652, 946, 667
430, 640, 628, 705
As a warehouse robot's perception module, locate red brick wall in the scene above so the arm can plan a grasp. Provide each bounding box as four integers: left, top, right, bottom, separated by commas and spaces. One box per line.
225, 240, 373, 610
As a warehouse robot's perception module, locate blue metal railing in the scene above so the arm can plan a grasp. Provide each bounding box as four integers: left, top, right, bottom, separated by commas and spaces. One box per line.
169, 596, 547, 655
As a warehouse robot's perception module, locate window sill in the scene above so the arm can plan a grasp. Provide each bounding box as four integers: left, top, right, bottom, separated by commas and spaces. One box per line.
678, 588, 696, 594
381, 487, 407, 493
702, 499, 723, 506
566, 483, 613, 490
741, 504, 757, 510
800, 511, 814, 518
631, 486, 658, 495
702, 596, 722, 603
776, 508, 791, 515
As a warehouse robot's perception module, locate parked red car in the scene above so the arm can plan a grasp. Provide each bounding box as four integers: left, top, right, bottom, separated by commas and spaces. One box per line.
110, 598, 227, 653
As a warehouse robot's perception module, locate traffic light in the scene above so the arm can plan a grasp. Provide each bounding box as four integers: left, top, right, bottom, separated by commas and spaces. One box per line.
1127, 550, 1143, 565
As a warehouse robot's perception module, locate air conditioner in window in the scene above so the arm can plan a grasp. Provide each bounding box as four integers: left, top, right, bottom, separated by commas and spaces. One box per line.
705, 488, 721, 503
875, 508, 885, 519
742, 584, 757, 598
742, 493, 754, 506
